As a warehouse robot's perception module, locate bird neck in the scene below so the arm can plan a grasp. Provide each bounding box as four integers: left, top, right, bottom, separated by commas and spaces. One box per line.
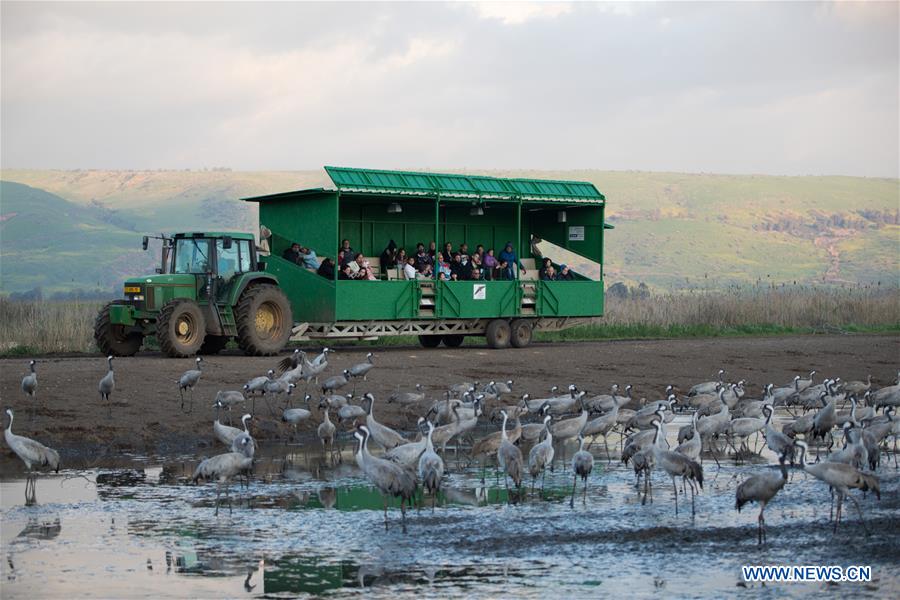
5, 412, 12, 432
501, 413, 509, 439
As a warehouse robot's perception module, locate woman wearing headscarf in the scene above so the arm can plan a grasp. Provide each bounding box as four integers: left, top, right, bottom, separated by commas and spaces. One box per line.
380, 239, 398, 269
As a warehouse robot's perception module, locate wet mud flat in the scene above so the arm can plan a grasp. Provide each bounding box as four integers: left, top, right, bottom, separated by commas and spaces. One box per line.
1, 443, 899, 599
0, 334, 897, 460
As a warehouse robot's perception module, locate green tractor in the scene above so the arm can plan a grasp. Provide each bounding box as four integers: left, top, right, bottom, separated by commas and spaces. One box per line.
94, 232, 293, 357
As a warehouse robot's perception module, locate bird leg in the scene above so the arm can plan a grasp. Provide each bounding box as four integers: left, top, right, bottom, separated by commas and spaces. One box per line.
570, 474, 577, 509
690, 479, 696, 517
604, 435, 611, 464
383, 497, 389, 530
401, 498, 407, 534
758, 508, 765, 545
672, 477, 679, 517
583, 477, 588, 505
215, 483, 221, 517
847, 494, 870, 535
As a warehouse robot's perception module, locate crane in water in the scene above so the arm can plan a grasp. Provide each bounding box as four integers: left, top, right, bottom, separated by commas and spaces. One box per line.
735, 457, 789, 545
4, 409, 60, 502
353, 425, 417, 531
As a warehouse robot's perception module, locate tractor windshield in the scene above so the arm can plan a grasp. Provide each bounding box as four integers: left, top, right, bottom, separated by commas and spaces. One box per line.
172, 238, 211, 273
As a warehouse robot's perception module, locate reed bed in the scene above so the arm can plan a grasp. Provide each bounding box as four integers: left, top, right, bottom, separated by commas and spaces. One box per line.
1, 285, 897, 354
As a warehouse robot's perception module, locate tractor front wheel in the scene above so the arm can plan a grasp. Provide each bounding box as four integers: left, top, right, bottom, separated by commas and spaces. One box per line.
156, 299, 207, 357
235, 284, 292, 356
94, 302, 143, 356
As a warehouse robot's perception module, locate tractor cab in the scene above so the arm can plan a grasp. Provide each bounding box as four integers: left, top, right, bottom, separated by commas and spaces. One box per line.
96, 231, 292, 358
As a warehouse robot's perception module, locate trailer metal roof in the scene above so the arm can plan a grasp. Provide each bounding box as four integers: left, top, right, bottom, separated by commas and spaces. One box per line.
242, 168, 605, 205
324, 166, 605, 204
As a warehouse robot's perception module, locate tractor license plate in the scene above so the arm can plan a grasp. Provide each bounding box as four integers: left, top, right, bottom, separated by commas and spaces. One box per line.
124, 286, 141, 293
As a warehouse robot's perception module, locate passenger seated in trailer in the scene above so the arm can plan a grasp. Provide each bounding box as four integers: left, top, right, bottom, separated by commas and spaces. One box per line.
348, 253, 366, 276
483, 248, 498, 279
339, 239, 354, 265
497, 258, 510, 280
557, 264, 574, 281
299, 246, 320, 270
499, 242, 526, 279
428, 241, 437, 259
419, 262, 434, 278
355, 267, 376, 280
434, 252, 451, 279
540, 265, 557, 281
403, 257, 418, 280
338, 264, 353, 280
414, 243, 433, 272
475, 244, 485, 259
442, 242, 453, 261
458, 243, 470, 261
538, 257, 553, 279
283, 242, 303, 264
470, 252, 485, 280
317, 258, 335, 279
380, 240, 398, 269
396, 248, 408, 269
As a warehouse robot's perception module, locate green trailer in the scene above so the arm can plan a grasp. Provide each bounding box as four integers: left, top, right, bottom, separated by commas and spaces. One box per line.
244, 166, 610, 349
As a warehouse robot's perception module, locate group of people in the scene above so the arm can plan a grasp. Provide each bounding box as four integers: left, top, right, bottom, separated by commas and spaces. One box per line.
539, 257, 575, 281
381, 240, 528, 282
289, 238, 575, 282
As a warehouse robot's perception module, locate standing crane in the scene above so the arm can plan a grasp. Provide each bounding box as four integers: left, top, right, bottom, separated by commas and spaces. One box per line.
418, 420, 445, 511
4, 409, 60, 502
98, 356, 116, 417
570, 435, 594, 508
353, 425, 417, 531
528, 414, 554, 496
735, 457, 789, 545
192, 449, 254, 516
178, 357, 203, 413
21, 360, 38, 420
496, 410, 524, 500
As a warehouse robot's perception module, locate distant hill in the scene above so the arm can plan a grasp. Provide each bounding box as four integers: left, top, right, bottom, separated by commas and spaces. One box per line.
0, 169, 897, 293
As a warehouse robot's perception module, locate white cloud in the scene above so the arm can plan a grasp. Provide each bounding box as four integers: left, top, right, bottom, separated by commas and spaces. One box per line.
470, 1, 572, 25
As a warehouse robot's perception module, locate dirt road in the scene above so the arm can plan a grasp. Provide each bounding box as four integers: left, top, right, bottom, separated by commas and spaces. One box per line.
1, 334, 897, 467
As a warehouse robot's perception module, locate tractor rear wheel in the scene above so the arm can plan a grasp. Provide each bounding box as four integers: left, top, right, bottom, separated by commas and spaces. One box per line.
156, 299, 206, 357
442, 334, 465, 348
199, 334, 230, 355
485, 319, 511, 349
235, 284, 292, 356
509, 319, 534, 348
94, 302, 143, 356
418, 335, 443, 348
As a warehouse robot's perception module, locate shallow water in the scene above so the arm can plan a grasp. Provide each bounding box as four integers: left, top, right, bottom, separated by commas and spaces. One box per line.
2, 419, 899, 599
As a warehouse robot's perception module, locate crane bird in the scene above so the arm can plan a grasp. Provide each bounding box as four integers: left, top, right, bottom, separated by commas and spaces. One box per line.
317, 404, 338, 464
794, 440, 880, 534
213, 391, 246, 425
362, 393, 408, 450
244, 370, 274, 412
674, 411, 702, 462
21, 360, 37, 420
348, 353, 376, 381
528, 414, 554, 496
418, 420, 445, 511
4, 409, 59, 501
688, 370, 725, 396
570, 435, 594, 508
214, 413, 252, 449
582, 404, 619, 462
762, 405, 795, 464
177, 357, 203, 413
735, 457, 789, 545
97, 355, 116, 417
282, 397, 312, 442
496, 410, 524, 500
262, 378, 295, 416
648, 411, 704, 517
354, 425, 417, 531
321, 370, 351, 395
276, 349, 304, 373
385, 418, 429, 468
389, 384, 426, 405
192, 447, 254, 516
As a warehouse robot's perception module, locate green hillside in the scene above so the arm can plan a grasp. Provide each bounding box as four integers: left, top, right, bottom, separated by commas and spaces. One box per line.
0, 181, 159, 293
1, 169, 897, 293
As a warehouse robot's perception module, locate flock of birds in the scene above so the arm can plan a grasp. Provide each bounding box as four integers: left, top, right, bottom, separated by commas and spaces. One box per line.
6, 352, 900, 541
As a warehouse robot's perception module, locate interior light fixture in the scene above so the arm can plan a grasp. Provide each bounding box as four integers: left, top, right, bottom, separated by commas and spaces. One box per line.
470, 203, 484, 216
387, 202, 403, 214
557, 210, 567, 223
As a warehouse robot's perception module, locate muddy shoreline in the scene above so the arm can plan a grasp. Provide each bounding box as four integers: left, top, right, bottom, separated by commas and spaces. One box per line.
1, 334, 897, 470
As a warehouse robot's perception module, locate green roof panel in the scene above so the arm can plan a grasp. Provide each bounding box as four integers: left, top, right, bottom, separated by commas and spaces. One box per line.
323, 166, 604, 203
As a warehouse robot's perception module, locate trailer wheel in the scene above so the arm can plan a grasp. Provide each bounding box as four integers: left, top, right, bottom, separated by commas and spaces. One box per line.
442, 334, 465, 348
94, 302, 143, 356
199, 334, 230, 355
509, 319, 533, 348
418, 335, 443, 348
235, 284, 293, 356
485, 319, 511, 349
156, 299, 206, 357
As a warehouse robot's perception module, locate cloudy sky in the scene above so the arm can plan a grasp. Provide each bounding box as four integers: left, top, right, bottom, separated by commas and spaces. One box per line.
2, 1, 897, 176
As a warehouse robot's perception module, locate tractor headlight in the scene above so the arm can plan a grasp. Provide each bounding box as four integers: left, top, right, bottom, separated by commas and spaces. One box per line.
131, 295, 145, 301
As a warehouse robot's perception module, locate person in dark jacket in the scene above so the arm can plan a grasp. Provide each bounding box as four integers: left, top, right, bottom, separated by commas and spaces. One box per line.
557, 264, 575, 281
282, 243, 302, 264
380, 240, 398, 269
317, 258, 335, 279
498, 242, 526, 280
414, 243, 432, 272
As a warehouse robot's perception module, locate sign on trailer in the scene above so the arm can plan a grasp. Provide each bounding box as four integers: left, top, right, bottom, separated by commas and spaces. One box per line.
473, 283, 486, 300
568, 226, 585, 241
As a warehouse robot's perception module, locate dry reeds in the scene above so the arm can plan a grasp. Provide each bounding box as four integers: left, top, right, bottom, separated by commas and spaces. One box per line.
0, 298, 103, 354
